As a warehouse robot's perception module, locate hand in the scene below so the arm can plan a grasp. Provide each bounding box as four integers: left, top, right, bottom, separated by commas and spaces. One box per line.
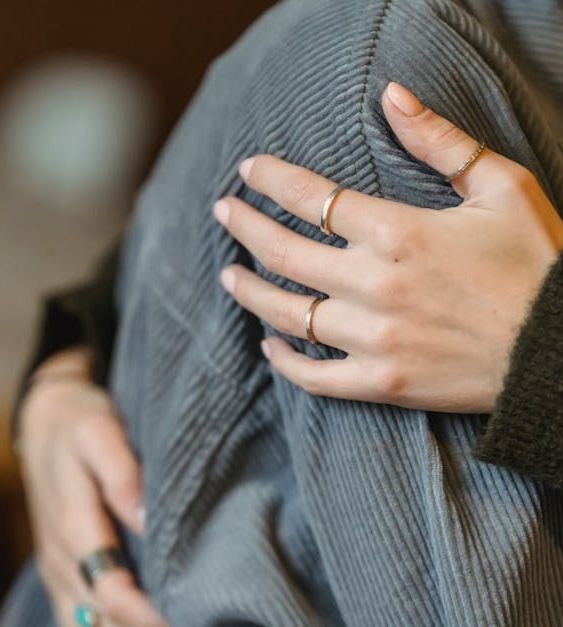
213, 82, 563, 414
18, 347, 167, 627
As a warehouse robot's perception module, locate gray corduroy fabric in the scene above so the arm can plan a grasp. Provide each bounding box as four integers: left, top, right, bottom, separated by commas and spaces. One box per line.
3, 0, 563, 625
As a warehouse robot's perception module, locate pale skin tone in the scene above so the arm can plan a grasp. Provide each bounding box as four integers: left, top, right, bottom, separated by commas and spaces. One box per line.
214, 82, 563, 413
18, 347, 168, 627
18, 82, 562, 624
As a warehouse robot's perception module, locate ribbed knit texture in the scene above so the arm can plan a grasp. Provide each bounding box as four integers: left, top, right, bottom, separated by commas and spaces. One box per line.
473, 252, 563, 488
2, 0, 562, 625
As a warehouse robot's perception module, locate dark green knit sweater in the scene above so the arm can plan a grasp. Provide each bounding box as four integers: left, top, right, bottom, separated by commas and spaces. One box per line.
472, 252, 563, 489
11, 245, 563, 490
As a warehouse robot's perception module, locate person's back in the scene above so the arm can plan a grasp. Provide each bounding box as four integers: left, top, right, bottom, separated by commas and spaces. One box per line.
4, 0, 563, 624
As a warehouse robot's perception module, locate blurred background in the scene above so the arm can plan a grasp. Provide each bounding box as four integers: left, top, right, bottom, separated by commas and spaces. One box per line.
0, 0, 275, 601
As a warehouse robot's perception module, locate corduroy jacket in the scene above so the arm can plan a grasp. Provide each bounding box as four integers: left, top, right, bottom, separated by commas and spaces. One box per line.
3, 0, 563, 625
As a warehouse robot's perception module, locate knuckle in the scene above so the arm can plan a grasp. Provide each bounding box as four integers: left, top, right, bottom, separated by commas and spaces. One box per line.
375, 222, 411, 258
363, 271, 406, 308
71, 412, 107, 446
427, 119, 468, 152
270, 301, 299, 336
263, 234, 290, 274
284, 171, 317, 208
508, 163, 537, 192
376, 365, 407, 401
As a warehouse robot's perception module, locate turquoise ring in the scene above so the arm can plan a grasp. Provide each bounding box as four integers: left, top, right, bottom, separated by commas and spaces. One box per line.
74, 604, 99, 627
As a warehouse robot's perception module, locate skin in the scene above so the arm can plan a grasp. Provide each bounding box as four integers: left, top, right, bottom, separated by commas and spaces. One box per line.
16, 82, 561, 625
18, 347, 168, 627
212, 82, 563, 413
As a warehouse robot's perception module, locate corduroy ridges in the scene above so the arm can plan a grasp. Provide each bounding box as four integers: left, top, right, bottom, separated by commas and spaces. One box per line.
2, 0, 562, 625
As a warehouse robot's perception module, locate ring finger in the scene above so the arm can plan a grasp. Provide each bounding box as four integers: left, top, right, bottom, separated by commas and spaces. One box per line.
220, 263, 363, 351
39, 544, 101, 627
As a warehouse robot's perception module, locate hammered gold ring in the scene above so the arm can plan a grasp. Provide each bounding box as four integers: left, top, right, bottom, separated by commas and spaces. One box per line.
446, 141, 486, 182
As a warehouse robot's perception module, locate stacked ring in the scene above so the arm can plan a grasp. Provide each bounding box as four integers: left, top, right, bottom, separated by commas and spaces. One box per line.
446, 141, 486, 182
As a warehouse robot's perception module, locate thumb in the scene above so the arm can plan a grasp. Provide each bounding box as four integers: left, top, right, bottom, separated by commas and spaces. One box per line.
381, 81, 503, 198
76, 414, 145, 536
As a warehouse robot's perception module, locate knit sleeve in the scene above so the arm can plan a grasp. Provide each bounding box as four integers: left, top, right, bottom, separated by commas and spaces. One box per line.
471, 251, 563, 490
9, 241, 120, 444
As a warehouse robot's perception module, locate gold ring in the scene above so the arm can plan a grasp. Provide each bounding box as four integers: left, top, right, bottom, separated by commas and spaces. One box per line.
446, 141, 486, 182
320, 185, 345, 236
305, 296, 326, 344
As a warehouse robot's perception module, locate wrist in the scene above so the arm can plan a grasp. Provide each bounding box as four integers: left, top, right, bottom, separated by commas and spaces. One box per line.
12, 345, 94, 455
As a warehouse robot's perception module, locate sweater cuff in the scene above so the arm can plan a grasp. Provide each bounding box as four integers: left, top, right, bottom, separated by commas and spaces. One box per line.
472, 252, 563, 489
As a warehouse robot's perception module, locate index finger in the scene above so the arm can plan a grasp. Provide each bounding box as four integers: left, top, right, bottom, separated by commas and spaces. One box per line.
238, 154, 419, 243
57, 453, 167, 626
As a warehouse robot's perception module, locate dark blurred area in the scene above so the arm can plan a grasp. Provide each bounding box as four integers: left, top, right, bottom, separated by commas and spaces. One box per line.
0, 0, 275, 602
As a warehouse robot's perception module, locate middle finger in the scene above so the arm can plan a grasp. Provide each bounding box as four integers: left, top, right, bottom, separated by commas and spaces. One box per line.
213, 196, 348, 295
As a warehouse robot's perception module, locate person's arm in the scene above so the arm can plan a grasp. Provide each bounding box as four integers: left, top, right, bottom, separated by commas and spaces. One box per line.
10, 241, 120, 449
472, 252, 563, 489
211, 83, 563, 492
10, 241, 168, 626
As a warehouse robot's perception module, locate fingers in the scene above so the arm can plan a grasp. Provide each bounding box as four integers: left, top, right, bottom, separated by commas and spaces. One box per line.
213, 196, 349, 294
38, 543, 100, 627
220, 264, 366, 350
93, 569, 167, 627
237, 153, 418, 243
74, 412, 144, 536
260, 336, 365, 399
55, 452, 166, 626
381, 81, 507, 199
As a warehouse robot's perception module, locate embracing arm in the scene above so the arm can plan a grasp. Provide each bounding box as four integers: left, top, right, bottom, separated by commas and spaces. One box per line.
10, 239, 168, 626
214, 83, 563, 491
10, 240, 120, 446
472, 251, 563, 489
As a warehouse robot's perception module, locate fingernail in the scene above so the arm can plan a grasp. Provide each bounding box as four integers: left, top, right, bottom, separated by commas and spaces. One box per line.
213, 199, 230, 226
261, 339, 272, 360
137, 506, 145, 531
220, 267, 236, 293
385, 82, 425, 117
239, 157, 255, 181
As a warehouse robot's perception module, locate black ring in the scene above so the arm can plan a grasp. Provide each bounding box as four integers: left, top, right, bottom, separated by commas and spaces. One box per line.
79, 547, 129, 588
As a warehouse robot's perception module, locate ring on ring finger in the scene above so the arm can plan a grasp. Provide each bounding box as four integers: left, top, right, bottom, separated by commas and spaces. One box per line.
75, 603, 100, 627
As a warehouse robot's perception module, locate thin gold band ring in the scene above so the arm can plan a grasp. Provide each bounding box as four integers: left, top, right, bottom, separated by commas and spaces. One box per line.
320, 185, 345, 236
305, 296, 326, 344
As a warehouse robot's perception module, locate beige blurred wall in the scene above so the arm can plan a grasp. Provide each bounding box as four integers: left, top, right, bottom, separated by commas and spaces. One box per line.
0, 0, 276, 599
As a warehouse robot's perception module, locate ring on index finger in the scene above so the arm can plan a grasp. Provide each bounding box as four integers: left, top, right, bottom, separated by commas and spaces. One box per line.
320, 185, 345, 236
